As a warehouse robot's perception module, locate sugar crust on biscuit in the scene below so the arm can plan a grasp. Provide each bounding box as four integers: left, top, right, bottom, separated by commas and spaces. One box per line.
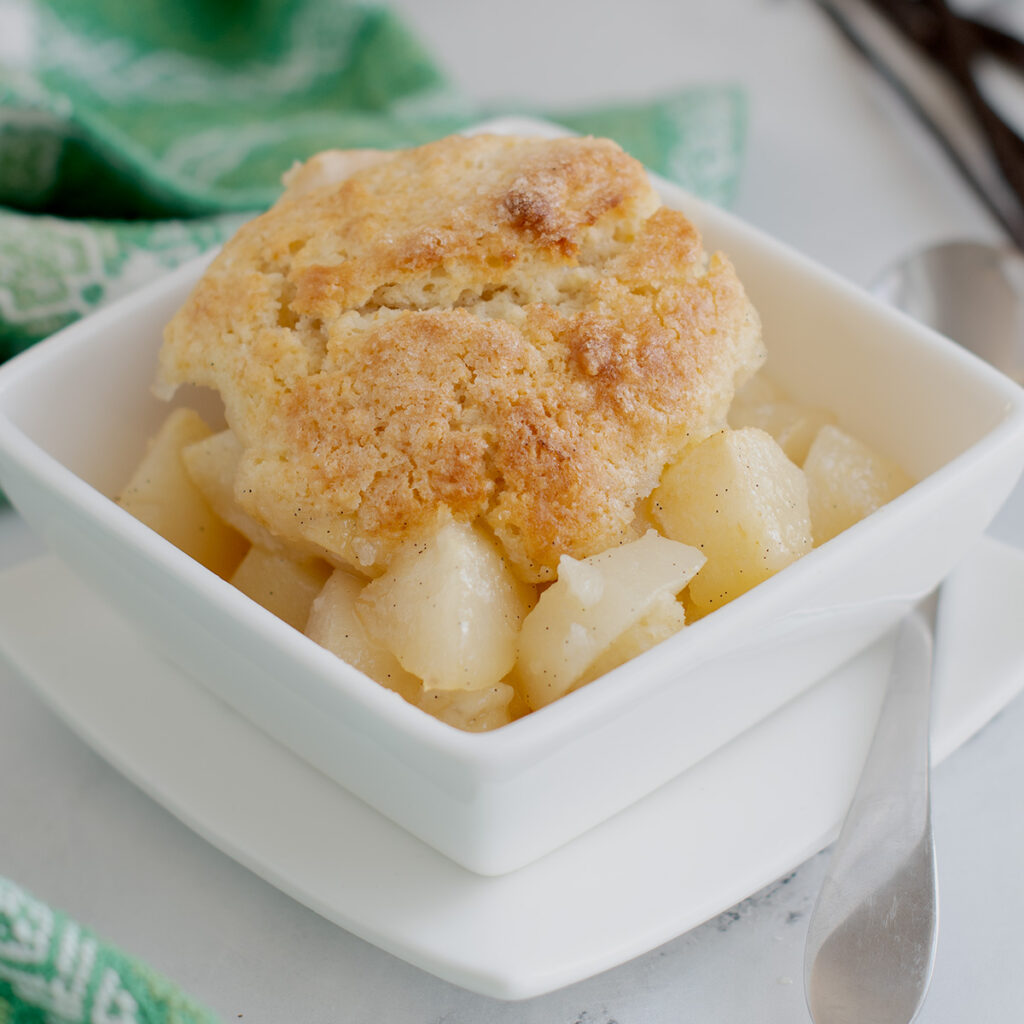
159, 134, 764, 580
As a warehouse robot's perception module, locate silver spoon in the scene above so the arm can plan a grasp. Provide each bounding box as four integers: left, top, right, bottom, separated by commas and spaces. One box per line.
873, 240, 1024, 383
804, 608, 937, 1024
804, 238, 1024, 1024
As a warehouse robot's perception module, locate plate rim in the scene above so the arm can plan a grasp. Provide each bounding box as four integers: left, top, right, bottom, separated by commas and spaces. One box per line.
1, 538, 1022, 999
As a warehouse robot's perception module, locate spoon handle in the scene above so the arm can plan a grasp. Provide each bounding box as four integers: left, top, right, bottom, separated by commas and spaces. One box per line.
804, 610, 939, 1024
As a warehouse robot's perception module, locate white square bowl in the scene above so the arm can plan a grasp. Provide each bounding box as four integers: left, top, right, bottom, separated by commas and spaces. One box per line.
2, 120, 1024, 876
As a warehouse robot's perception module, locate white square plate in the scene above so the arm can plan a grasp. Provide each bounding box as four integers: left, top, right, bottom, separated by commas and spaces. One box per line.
1, 537, 1022, 998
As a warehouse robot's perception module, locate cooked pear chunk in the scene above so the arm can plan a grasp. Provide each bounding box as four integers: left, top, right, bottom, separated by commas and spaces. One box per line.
117, 408, 247, 578
729, 374, 837, 466
305, 568, 420, 701
651, 427, 812, 615
518, 530, 704, 710
575, 590, 688, 688
357, 522, 534, 691
230, 547, 331, 630
732, 372, 783, 408
417, 683, 515, 732
804, 424, 913, 545
729, 399, 836, 466
182, 429, 280, 550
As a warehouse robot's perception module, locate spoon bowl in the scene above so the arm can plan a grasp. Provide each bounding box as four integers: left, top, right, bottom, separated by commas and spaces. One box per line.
873, 240, 1024, 382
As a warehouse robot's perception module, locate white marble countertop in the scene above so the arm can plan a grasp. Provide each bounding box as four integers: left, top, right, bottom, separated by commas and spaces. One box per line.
2, 0, 1023, 1020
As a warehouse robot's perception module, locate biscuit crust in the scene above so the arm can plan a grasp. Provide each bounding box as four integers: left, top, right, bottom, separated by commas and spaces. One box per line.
160, 134, 764, 579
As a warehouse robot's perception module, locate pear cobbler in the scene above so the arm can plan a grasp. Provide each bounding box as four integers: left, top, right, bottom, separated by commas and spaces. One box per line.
118, 135, 911, 730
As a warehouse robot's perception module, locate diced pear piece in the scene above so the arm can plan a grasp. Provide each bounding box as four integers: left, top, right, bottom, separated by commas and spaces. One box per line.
651, 428, 813, 615
804, 424, 913, 545
357, 521, 534, 691
230, 547, 331, 630
517, 530, 705, 710
305, 568, 420, 701
117, 408, 248, 579
417, 683, 515, 732
576, 590, 688, 688
732, 372, 783, 408
728, 399, 837, 466
729, 373, 837, 466
182, 430, 281, 551
185, 429, 347, 566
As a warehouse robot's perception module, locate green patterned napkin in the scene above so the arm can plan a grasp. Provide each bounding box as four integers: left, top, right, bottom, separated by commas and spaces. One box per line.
0, 876, 217, 1024
0, 0, 746, 363
0, 1, 746, 1018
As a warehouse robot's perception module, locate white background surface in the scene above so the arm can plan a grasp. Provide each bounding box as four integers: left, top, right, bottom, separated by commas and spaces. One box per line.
2, 0, 1023, 1020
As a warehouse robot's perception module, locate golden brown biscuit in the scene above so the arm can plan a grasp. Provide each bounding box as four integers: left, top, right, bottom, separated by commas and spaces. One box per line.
279, 148, 394, 200
159, 134, 764, 580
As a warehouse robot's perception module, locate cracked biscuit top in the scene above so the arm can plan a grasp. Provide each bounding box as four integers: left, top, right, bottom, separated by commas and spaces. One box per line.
158, 134, 765, 581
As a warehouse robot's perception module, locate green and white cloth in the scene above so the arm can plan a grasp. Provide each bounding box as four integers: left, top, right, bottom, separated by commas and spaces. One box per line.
0, 876, 217, 1024
0, 1, 747, 1019
0, 0, 746, 363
